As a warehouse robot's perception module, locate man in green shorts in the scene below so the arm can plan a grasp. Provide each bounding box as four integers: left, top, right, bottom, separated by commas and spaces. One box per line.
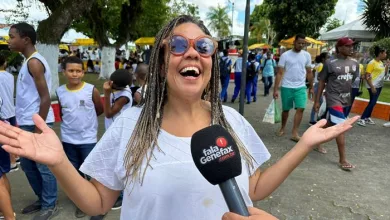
273, 34, 314, 142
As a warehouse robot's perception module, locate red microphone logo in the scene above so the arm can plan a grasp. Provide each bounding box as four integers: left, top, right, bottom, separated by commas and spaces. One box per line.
216, 137, 228, 148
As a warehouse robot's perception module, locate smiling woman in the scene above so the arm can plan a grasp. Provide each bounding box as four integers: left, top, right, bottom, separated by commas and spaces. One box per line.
0, 15, 359, 220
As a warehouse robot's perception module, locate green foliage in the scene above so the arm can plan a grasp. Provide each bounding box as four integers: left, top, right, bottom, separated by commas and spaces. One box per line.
0, 50, 24, 68
369, 38, 390, 58
250, 3, 276, 44
72, 0, 170, 46
170, 0, 200, 20
325, 18, 344, 32
264, 0, 337, 42
362, 0, 390, 38
206, 5, 232, 38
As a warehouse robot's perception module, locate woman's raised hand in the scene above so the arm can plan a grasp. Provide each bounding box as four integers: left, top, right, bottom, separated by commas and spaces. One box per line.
0, 114, 66, 167
300, 116, 360, 148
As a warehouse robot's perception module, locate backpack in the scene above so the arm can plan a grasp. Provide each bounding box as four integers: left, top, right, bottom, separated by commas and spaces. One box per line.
247, 62, 257, 80
219, 57, 230, 78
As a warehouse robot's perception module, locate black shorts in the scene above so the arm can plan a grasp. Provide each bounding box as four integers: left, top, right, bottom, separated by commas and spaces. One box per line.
0, 144, 10, 178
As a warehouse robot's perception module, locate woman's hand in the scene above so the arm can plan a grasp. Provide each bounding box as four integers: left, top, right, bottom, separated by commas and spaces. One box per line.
222, 207, 278, 220
300, 116, 359, 148
0, 114, 66, 167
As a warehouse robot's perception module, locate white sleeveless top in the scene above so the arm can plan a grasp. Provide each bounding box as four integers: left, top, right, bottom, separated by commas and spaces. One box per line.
16, 52, 54, 125
104, 86, 132, 130
57, 82, 98, 144
0, 71, 15, 119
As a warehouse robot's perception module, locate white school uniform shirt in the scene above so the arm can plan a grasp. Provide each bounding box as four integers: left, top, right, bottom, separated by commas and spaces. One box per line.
57, 82, 98, 144
104, 86, 133, 130
278, 49, 312, 88
0, 70, 15, 119
80, 105, 271, 220
16, 52, 54, 126
136, 85, 148, 99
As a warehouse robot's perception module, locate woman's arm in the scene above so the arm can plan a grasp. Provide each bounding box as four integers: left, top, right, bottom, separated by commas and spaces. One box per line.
50, 158, 120, 215
0, 115, 120, 215
248, 140, 312, 201
248, 117, 358, 201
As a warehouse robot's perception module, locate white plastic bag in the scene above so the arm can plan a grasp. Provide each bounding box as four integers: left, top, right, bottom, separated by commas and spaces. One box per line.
318, 98, 327, 119
263, 99, 275, 124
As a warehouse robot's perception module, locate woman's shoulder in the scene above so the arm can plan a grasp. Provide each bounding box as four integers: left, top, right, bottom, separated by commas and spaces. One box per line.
222, 105, 246, 126
108, 106, 142, 130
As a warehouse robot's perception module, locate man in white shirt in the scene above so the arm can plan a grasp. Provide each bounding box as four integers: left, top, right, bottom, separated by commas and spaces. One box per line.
273, 34, 313, 142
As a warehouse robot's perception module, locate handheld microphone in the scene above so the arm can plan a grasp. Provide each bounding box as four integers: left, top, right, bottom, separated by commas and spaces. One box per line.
191, 124, 250, 216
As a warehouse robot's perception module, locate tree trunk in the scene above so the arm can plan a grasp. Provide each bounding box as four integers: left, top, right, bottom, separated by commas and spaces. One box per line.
36, 0, 95, 97
36, 43, 59, 97
100, 47, 116, 79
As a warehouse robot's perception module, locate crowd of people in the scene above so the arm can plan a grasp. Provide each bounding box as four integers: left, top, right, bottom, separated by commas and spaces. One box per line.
0, 15, 388, 220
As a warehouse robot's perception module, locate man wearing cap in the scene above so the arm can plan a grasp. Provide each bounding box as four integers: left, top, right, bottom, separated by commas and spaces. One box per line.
314, 37, 359, 171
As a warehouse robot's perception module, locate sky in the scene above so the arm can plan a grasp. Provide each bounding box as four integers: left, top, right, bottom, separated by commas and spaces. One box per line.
0, 0, 363, 40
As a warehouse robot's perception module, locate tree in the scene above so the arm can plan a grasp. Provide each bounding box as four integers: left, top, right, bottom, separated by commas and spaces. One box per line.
264, 0, 337, 42
369, 38, 390, 58
206, 5, 232, 39
72, 0, 170, 78
170, 0, 200, 20
1, 0, 96, 96
325, 18, 344, 32
362, 0, 390, 38
250, 3, 276, 45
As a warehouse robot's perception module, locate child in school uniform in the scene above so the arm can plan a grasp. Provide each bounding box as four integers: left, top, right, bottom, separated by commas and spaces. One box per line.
0, 55, 19, 173
56, 56, 104, 218
102, 69, 133, 211
103, 69, 133, 130
133, 63, 148, 105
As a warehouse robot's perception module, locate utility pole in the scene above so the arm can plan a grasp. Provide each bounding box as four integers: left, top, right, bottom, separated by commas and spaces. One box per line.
239, 0, 250, 115
228, 0, 234, 45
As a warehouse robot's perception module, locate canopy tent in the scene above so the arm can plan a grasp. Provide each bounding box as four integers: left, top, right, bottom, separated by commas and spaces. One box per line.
248, 43, 271, 50
0, 36, 9, 45
319, 19, 376, 41
279, 36, 325, 47
135, 37, 155, 46
71, 38, 98, 46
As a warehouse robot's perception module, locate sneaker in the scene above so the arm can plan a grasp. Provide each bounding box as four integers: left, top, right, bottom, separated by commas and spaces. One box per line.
32, 206, 59, 220
90, 214, 106, 220
75, 207, 86, 218
383, 122, 390, 127
365, 117, 375, 125
231, 98, 235, 103
22, 200, 41, 214
16, 158, 20, 165
9, 164, 19, 173
357, 119, 366, 127
111, 198, 122, 210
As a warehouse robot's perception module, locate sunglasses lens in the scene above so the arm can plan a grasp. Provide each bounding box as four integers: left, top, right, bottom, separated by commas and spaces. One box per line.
170, 35, 188, 54
196, 37, 215, 56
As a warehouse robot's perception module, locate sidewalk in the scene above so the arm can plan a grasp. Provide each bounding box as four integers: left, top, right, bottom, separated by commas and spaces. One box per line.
8, 82, 389, 220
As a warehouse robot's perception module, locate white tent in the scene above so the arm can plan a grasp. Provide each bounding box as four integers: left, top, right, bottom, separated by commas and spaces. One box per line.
319, 19, 376, 41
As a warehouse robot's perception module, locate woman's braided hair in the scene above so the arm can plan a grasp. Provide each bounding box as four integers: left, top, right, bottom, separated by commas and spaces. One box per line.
124, 15, 254, 186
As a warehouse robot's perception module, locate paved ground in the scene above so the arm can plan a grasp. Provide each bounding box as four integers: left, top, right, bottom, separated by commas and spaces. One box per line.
8, 82, 390, 220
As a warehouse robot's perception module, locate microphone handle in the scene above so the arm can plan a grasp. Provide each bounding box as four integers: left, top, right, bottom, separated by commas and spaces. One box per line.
219, 178, 250, 216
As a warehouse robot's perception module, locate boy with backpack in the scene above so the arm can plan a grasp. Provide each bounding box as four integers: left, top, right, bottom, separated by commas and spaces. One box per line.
261, 51, 276, 96
246, 53, 260, 104
219, 50, 232, 102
